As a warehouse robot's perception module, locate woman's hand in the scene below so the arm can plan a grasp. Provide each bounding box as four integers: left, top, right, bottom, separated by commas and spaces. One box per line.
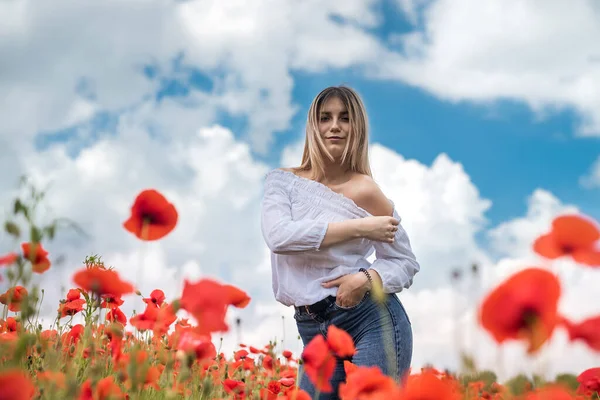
358, 216, 399, 243
321, 272, 370, 308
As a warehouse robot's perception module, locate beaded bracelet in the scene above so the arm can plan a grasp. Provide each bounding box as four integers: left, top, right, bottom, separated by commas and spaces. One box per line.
358, 267, 373, 288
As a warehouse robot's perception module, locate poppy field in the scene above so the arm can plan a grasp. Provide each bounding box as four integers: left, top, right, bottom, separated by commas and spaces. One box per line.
1, 183, 600, 400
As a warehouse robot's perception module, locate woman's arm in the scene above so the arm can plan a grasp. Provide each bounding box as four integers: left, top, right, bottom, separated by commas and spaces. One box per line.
353, 176, 420, 293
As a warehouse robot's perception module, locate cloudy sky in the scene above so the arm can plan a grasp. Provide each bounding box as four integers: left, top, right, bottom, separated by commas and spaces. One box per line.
1, 0, 600, 381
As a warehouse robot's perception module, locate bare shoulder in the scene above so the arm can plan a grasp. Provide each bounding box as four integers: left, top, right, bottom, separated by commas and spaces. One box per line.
347, 174, 393, 217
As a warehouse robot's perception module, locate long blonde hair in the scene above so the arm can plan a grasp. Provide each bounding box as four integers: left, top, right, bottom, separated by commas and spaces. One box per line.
293, 86, 372, 182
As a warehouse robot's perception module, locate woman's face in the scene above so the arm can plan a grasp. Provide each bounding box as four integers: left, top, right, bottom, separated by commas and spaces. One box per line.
317, 96, 350, 161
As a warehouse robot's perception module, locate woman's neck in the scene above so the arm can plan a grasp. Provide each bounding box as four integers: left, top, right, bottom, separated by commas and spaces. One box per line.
319, 162, 351, 185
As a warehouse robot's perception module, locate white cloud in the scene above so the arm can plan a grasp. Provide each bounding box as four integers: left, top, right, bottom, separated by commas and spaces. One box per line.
383, 0, 600, 136
580, 155, 600, 188
0, 120, 273, 323
0, 0, 394, 153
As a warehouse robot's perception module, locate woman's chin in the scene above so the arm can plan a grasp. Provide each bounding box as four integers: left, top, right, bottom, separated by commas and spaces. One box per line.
325, 147, 344, 159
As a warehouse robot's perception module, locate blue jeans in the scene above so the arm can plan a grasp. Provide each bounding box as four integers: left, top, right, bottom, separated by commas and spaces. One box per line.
294, 292, 412, 399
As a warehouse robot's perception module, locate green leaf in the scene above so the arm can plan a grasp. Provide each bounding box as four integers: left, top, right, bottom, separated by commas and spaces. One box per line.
14, 199, 29, 219
30, 226, 43, 243
4, 221, 20, 238
44, 224, 56, 240
460, 352, 477, 374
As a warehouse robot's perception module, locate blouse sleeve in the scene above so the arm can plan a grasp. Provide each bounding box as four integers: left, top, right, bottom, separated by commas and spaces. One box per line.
368, 208, 420, 293
260, 175, 329, 255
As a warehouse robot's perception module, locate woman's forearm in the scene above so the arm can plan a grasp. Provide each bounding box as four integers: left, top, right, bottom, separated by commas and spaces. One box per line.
319, 219, 366, 249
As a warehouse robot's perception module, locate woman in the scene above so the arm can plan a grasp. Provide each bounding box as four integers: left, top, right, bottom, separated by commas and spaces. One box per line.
260, 85, 420, 399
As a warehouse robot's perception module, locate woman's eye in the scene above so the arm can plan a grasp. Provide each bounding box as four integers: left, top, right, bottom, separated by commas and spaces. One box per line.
320, 117, 329, 122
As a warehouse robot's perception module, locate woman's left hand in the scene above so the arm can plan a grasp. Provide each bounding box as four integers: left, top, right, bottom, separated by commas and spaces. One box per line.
321, 272, 370, 308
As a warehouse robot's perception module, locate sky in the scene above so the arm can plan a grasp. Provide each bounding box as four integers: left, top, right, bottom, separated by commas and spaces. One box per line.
1, 0, 600, 381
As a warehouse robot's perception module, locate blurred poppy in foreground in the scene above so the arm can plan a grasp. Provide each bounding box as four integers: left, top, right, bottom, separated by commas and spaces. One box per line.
21, 242, 51, 274
0, 368, 36, 400
123, 189, 178, 241
72, 266, 134, 298
396, 368, 463, 400
179, 278, 250, 336
0, 252, 18, 267
534, 214, 600, 266
0, 286, 28, 312
479, 267, 561, 353
561, 315, 600, 352
301, 325, 357, 393
577, 368, 600, 397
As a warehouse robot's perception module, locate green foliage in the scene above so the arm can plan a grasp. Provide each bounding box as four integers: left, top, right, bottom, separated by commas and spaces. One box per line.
555, 373, 580, 391
504, 373, 533, 396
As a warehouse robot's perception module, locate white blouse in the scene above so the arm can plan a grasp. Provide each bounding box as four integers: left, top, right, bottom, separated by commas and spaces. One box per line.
260, 169, 420, 307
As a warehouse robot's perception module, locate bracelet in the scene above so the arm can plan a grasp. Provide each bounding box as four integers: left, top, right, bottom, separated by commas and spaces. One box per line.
359, 267, 373, 289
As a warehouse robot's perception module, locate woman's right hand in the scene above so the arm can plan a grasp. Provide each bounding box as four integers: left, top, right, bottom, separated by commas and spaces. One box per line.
358, 216, 399, 243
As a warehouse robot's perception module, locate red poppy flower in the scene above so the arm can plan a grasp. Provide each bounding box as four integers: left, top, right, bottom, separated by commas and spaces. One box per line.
143, 289, 165, 307
533, 214, 600, 266
561, 315, 600, 351
123, 189, 178, 241
576, 368, 600, 396
63, 324, 84, 346
524, 385, 575, 400
300, 325, 357, 394
58, 289, 86, 318
2, 316, 18, 333
100, 295, 124, 309
478, 267, 561, 353
223, 284, 251, 308
279, 377, 295, 387
0, 368, 36, 400
281, 388, 312, 400
21, 242, 51, 273
397, 369, 462, 400
0, 252, 18, 267
177, 329, 216, 361
223, 379, 246, 395
301, 334, 336, 393
129, 303, 159, 332
0, 286, 28, 312
153, 303, 178, 336
106, 307, 127, 325
326, 325, 355, 358
72, 266, 134, 298
339, 365, 398, 400
95, 376, 124, 400
179, 279, 248, 335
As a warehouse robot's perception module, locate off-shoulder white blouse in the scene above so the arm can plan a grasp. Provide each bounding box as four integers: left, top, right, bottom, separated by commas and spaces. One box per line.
260, 168, 420, 307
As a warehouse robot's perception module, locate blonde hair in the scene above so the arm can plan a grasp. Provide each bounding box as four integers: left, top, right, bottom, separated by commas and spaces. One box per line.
293, 86, 372, 181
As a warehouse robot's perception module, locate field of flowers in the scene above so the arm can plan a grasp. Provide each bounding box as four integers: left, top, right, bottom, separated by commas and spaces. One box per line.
1, 182, 600, 399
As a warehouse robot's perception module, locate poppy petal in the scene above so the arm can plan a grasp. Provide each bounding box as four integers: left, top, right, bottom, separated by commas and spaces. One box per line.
326, 325, 355, 358
533, 234, 563, 259
553, 214, 600, 248
572, 249, 600, 267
